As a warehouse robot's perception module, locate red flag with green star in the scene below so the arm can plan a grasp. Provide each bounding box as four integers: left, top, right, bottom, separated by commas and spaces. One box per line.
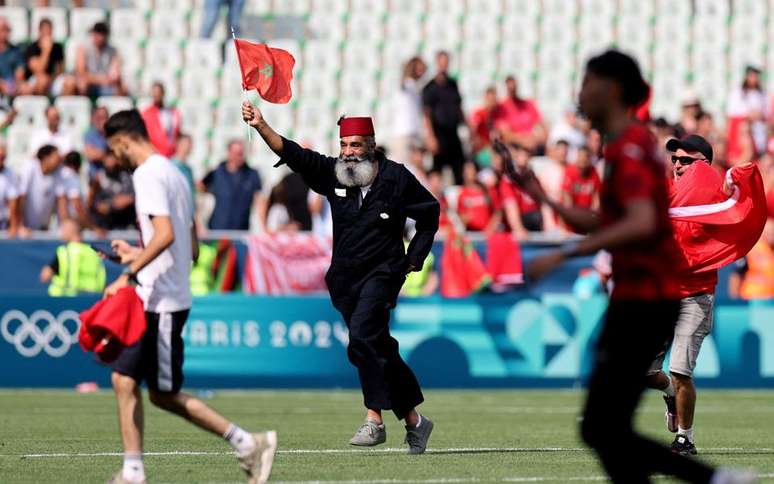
234, 39, 295, 104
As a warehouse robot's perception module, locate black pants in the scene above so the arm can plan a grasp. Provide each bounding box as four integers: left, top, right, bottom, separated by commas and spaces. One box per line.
581, 300, 715, 483
432, 130, 465, 185
336, 274, 424, 419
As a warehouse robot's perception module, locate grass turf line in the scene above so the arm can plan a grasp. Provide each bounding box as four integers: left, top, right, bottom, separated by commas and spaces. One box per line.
0, 390, 773, 483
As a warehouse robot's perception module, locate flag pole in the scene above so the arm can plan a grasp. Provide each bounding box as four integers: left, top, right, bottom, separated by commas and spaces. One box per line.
231, 26, 252, 141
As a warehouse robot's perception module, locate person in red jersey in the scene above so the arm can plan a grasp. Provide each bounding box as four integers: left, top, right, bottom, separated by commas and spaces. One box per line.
500, 50, 752, 484
561, 145, 601, 211
456, 161, 499, 233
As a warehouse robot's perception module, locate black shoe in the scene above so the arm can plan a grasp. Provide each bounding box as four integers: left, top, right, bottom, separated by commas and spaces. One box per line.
671, 434, 697, 456
663, 395, 678, 433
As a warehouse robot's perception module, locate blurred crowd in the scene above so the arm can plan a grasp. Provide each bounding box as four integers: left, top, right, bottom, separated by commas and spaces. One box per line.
0, 15, 772, 298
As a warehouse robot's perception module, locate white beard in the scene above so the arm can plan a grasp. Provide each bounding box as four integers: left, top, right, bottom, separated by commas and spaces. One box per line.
335, 155, 378, 187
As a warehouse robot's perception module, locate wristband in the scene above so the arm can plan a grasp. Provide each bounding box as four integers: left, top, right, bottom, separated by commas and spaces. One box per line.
121, 267, 138, 284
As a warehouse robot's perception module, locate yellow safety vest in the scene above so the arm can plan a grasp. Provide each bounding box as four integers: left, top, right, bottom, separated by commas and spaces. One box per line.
48, 242, 106, 297
740, 240, 774, 300
190, 243, 218, 296
402, 249, 435, 297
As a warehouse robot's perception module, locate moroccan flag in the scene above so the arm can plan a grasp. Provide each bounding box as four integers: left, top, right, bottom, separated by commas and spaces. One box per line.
669, 162, 767, 273
440, 231, 491, 298
234, 39, 295, 104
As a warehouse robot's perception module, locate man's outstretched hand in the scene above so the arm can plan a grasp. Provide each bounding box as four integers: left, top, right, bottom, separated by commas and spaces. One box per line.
242, 101, 263, 128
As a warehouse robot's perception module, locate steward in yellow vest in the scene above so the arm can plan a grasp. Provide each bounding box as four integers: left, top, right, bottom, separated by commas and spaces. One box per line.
41, 219, 106, 296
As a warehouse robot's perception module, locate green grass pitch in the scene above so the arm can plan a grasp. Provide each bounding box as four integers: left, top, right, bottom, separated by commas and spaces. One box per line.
1, 389, 772, 483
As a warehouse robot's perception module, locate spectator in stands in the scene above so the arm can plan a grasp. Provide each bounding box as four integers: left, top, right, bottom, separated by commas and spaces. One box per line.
391, 56, 427, 165
728, 65, 768, 155
695, 111, 716, 143
729, 218, 774, 300
60, 151, 89, 227
493, 75, 547, 153
88, 152, 135, 230
83, 105, 109, 180
75, 21, 125, 98
201, 0, 246, 38
309, 191, 332, 237
40, 218, 105, 296
456, 161, 500, 233
422, 51, 466, 185
141, 81, 180, 158
272, 172, 311, 231
729, 120, 757, 167
0, 138, 20, 236
537, 139, 569, 205
18, 18, 76, 96
499, 144, 543, 238
405, 141, 430, 189
469, 86, 498, 158
30, 106, 74, 156
17, 144, 66, 232
675, 93, 701, 138
548, 107, 586, 154
200, 139, 263, 231
0, 17, 23, 97
427, 170, 451, 232
561, 146, 601, 212
170, 133, 195, 202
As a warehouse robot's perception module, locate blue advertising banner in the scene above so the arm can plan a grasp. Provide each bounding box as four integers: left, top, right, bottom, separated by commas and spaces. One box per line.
1, 294, 773, 388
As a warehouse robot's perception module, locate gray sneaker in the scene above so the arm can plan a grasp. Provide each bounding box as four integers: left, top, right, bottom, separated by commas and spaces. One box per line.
237, 430, 278, 484
349, 419, 386, 446
404, 415, 434, 455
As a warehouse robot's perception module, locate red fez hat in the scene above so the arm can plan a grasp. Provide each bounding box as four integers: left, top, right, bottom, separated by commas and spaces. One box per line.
338, 116, 375, 138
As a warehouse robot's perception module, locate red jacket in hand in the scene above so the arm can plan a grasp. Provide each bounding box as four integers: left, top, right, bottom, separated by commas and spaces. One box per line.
79, 286, 146, 362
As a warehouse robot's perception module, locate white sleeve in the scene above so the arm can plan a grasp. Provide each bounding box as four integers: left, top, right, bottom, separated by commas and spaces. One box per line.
17, 162, 33, 196
5, 173, 19, 199
134, 167, 170, 216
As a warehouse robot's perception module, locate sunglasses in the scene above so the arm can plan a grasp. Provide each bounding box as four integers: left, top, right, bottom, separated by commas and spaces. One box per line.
671, 155, 706, 165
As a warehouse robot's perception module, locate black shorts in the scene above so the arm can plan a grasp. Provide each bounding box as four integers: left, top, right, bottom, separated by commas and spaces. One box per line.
110, 309, 189, 393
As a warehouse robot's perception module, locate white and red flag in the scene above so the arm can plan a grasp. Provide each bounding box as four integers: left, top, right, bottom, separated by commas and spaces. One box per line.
669, 161, 767, 273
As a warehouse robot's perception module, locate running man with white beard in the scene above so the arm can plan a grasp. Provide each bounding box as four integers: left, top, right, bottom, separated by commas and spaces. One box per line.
242, 101, 440, 454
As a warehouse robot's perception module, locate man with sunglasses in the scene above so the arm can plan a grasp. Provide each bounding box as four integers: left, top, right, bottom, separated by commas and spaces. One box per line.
646, 134, 717, 456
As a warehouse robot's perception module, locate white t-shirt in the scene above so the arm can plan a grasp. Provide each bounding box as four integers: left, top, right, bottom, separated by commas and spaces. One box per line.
18, 160, 64, 230
60, 166, 82, 218
0, 167, 19, 226
29, 128, 75, 156
133, 154, 193, 313
391, 79, 423, 138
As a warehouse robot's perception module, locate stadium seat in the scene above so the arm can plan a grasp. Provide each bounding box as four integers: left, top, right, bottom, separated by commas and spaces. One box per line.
215, 97, 248, 131
650, 71, 686, 121
619, 0, 654, 18
347, 12, 385, 43
6, 125, 34, 172
501, 14, 539, 49
184, 38, 222, 73
311, 0, 350, 17
500, 43, 537, 83
0, 7, 29, 45
381, 41, 423, 79
305, 11, 346, 43
502, 0, 541, 17
150, 9, 189, 40
462, 13, 501, 47
459, 71, 497, 113
342, 42, 381, 75
384, 11, 424, 47
427, 0, 465, 17
187, 8, 227, 42
295, 100, 334, 140
339, 70, 379, 105
734, 0, 767, 18
694, 0, 730, 18
298, 71, 338, 106
12, 96, 50, 128
466, 0, 506, 16
64, 38, 83, 73
219, 62, 245, 99
653, 15, 690, 48
459, 44, 499, 75
177, 99, 214, 136
654, 0, 690, 18
96, 96, 134, 115
154, 0, 194, 9
580, 0, 616, 18
209, 126, 244, 165
181, 67, 220, 102
144, 39, 183, 72
140, 69, 179, 99
31, 7, 68, 42
543, 0, 577, 18
259, 102, 295, 135
540, 15, 576, 49
389, 0, 427, 17
55, 96, 91, 134
302, 41, 342, 77
109, 9, 148, 41
272, 0, 312, 16
424, 13, 463, 49
69, 8, 106, 40
350, 0, 389, 16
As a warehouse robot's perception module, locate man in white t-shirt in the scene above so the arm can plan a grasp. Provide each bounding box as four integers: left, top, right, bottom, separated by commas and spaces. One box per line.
29, 105, 75, 156
0, 138, 21, 235
17, 144, 66, 231
101, 110, 276, 484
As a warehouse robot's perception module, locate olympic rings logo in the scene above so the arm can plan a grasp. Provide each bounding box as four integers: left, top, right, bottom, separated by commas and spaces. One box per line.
1, 310, 81, 358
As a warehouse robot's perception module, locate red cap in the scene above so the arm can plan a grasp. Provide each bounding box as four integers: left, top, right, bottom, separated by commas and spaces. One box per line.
338, 116, 375, 138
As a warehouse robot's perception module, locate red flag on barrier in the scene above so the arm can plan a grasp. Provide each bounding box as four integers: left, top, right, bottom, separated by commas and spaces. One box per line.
234, 39, 295, 104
